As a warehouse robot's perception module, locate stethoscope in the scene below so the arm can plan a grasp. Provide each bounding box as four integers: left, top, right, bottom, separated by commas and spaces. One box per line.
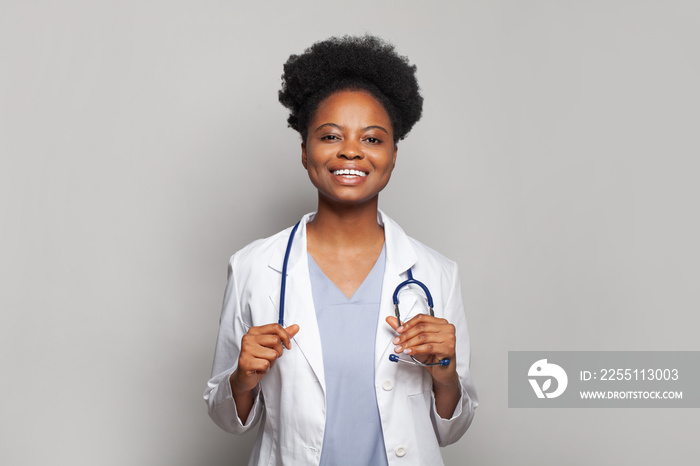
278, 221, 450, 367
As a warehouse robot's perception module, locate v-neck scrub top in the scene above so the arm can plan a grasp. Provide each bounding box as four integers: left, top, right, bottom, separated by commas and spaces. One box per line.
307, 246, 389, 466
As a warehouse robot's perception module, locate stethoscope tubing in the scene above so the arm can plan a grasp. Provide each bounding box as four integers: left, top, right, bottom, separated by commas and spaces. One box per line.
278, 221, 301, 326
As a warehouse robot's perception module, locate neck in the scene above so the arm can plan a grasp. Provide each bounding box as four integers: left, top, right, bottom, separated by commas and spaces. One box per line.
307, 195, 384, 250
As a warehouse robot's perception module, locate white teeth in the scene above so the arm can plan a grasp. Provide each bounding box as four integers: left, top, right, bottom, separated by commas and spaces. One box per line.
333, 169, 367, 177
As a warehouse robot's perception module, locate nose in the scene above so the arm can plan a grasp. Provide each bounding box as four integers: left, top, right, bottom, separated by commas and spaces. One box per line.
337, 139, 364, 160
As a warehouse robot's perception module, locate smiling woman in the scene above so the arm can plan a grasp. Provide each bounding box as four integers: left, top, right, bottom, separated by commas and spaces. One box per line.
204, 35, 478, 466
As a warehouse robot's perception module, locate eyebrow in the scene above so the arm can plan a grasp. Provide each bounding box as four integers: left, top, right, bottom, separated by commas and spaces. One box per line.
314, 123, 389, 135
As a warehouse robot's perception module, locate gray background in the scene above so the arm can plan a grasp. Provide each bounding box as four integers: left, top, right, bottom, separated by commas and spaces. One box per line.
1, 1, 699, 465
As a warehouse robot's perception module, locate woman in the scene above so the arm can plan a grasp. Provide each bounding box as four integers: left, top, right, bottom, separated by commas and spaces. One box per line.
205, 35, 477, 466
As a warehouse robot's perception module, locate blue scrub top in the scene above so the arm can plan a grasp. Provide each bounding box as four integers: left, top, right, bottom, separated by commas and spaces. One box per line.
307, 246, 389, 466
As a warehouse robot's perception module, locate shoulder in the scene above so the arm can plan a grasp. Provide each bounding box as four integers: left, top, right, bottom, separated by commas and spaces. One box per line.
227, 227, 290, 272
407, 235, 459, 279
407, 236, 457, 270
381, 210, 457, 275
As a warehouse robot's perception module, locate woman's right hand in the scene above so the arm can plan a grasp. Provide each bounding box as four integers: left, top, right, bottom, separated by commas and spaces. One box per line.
229, 323, 299, 423
230, 323, 300, 395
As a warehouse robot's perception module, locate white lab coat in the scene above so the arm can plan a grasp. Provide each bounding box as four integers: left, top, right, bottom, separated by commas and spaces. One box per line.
204, 211, 478, 466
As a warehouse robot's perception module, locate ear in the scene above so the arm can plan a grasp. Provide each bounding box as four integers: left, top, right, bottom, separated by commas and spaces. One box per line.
301, 141, 307, 169
392, 143, 398, 168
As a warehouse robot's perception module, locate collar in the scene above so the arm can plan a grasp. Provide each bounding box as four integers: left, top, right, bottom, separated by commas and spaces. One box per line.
268, 209, 417, 276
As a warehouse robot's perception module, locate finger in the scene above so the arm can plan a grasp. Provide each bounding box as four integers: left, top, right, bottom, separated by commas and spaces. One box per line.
242, 333, 286, 355
401, 341, 456, 361
395, 333, 455, 357
238, 355, 274, 374
247, 323, 287, 336
248, 323, 297, 350
240, 333, 285, 360
268, 323, 296, 351
238, 343, 282, 377
401, 313, 448, 331
405, 344, 455, 364
394, 321, 453, 345
244, 344, 281, 362
268, 339, 284, 359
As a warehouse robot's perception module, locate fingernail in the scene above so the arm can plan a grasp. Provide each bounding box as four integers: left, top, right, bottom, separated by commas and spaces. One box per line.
404, 349, 412, 354
392, 337, 400, 344
397, 326, 404, 332
394, 345, 402, 352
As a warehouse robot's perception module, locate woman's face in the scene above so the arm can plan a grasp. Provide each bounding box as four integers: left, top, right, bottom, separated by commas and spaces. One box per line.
302, 90, 397, 207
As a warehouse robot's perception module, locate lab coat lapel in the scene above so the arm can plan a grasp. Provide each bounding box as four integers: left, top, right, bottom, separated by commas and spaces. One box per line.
375, 211, 418, 368
268, 214, 326, 394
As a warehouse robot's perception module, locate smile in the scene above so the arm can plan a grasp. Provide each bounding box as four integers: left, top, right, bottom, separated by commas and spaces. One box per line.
332, 169, 367, 177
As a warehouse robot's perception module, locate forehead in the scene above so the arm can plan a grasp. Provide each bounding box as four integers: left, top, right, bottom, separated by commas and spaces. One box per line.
312, 90, 392, 125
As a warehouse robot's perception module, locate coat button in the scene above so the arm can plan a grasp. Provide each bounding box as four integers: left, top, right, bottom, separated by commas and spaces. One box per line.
395, 446, 407, 457
382, 380, 394, 391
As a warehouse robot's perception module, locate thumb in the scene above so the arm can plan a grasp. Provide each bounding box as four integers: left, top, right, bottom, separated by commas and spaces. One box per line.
285, 324, 300, 338
385, 316, 400, 331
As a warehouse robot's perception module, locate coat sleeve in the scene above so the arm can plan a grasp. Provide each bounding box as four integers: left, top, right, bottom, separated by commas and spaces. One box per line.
203, 254, 264, 434
429, 262, 478, 446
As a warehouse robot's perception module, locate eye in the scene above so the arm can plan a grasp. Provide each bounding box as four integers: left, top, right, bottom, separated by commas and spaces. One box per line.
321, 134, 340, 141
365, 137, 382, 144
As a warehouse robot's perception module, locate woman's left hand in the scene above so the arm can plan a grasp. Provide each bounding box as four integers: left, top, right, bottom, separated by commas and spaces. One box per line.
386, 315, 462, 419
386, 315, 459, 387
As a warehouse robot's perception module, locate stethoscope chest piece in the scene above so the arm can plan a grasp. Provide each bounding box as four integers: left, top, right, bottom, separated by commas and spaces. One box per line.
390, 270, 450, 367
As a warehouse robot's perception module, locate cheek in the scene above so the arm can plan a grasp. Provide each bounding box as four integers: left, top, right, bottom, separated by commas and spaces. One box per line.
306, 158, 325, 175
304, 157, 326, 184
305, 148, 335, 175
378, 151, 396, 172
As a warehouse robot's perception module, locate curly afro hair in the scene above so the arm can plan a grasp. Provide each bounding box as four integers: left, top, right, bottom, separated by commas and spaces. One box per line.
278, 35, 423, 143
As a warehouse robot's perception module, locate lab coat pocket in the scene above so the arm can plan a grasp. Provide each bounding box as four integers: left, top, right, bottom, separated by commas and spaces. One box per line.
408, 389, 443, 464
